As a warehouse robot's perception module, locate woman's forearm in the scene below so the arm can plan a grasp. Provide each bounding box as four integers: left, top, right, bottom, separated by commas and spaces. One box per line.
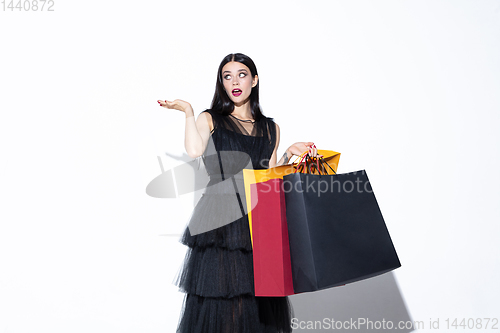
275, 148, 293, 167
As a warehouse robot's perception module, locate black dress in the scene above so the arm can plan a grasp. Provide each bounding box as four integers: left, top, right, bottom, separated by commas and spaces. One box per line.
174, 109, 294, 333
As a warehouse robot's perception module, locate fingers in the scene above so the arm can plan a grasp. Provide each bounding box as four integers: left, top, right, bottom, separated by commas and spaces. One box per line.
301, 142, 317, 158
157, 100, 169, 107
308, 145, 318, 158
158, 99, 175, 108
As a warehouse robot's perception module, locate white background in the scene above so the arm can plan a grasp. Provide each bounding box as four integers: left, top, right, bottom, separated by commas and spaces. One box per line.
1, 0, 499, 332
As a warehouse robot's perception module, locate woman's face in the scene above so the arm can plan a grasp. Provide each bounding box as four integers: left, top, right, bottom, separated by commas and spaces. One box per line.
221, 61, 258, 107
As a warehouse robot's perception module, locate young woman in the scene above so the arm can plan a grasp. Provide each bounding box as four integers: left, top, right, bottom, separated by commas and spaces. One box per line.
158, 53, 318, 333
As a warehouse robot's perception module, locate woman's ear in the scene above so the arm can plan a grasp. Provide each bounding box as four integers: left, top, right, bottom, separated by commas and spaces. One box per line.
252, 75, 259, 88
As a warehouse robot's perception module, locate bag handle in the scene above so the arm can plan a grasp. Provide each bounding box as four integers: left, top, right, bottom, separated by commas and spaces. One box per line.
291, 145, 338, 175
318, 156, 337, 175
289, 144, 319, 165
293, 153, 337, 175
291, 144, 318, 173
290, 150, 308, 165
295, 154, 320, 174
294, 150, 322, 174
293, 152, 309, 173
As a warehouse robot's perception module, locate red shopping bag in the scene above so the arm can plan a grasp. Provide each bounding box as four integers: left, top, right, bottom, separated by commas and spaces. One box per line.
250, 178, 295, 296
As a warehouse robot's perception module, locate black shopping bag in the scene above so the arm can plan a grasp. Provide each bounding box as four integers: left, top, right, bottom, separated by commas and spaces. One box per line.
283, 164, 401, 294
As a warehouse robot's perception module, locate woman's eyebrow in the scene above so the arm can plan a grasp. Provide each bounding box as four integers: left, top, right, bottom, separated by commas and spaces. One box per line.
222, 69, 248, 74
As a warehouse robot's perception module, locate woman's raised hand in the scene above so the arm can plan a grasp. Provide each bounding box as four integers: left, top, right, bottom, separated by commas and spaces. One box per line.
288, 142, 319, 158
157, 99, 193, 114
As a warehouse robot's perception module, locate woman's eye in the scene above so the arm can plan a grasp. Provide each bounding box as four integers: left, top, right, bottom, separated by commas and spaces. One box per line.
224, 74, 231, 80
239, 72, 246, 78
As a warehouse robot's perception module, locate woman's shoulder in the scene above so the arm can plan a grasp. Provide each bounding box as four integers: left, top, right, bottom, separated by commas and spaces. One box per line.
260, 113, 275, 125
260, 114, 277, 129
199, 109, 216, 133
259, 114, 278, 142
201, 109, 222, 119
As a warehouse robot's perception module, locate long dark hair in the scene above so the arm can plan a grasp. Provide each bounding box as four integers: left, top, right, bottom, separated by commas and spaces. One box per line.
210, 53, 264, 121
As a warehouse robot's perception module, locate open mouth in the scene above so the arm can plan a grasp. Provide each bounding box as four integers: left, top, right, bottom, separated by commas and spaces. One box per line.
232, 89, 242, 97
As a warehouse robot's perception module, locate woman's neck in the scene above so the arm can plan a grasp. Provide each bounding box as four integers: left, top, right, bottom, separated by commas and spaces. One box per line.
231, 100, 253, 120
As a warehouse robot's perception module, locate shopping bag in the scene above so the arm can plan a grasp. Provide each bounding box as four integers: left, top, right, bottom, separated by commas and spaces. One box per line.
243, 149, 340, 246
249, 178, 295, 296
243, 150, 340, 296
243, 150, 339, 296
283, 157, 401, 293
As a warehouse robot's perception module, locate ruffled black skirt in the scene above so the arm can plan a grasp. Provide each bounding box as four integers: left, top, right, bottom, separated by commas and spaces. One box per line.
174, 182, 294, 333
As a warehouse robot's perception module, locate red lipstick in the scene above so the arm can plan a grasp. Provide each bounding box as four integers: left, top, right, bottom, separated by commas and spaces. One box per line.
232, 89, 242, 97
